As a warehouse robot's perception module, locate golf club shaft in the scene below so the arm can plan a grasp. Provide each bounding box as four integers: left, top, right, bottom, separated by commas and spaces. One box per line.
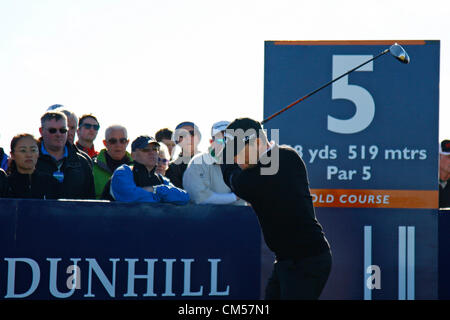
261, 48, 390, 125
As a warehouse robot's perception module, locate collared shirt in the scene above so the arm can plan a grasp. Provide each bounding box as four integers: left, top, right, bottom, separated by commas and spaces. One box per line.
41, 143, 68, 170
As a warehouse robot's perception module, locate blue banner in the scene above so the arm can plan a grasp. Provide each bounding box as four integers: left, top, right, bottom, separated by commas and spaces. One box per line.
0, 199, 446, 299
0, 199, 261, 300
263, 40, 440, 300
264, 41, 439, 192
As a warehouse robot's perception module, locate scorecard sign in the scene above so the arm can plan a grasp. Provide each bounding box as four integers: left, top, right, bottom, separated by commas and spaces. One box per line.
264, 40, 439, 299
264, 40, 439, 206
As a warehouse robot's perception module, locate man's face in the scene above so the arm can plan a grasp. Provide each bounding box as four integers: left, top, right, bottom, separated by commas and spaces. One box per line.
211, 132, 225, 155
40, 118, 68, 151
104, 129, 129, 161
161, 138, 175, 157
233, 139, 259, 170
177, 125, 199, 155
440, 154, 450, 177
77, 117, 100, 143
67, 117, 77, 145
133, 143, 160, 169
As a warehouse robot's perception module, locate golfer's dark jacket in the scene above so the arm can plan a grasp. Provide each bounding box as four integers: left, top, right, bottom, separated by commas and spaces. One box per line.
36, 141, 95, 200
221, 144, 330, 261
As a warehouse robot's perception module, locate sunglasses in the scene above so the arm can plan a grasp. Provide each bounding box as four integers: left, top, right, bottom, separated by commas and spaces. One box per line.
81, 123, 100, 131
46, 128, 68, 134
213, 138, 225, 145
107, 138, 128, 145
139, 146, 160, 153
158, 157, 169, 164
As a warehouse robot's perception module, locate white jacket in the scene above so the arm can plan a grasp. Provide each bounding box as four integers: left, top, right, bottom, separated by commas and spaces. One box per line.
182, 152, 246, 205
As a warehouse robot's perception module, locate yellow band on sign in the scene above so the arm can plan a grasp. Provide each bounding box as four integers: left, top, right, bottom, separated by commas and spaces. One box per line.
310, 189, 438, 209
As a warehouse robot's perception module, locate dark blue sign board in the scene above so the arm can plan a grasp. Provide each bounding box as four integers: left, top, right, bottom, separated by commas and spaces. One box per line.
0, 199, 261, 300
264, 40, 439, 191
0, 200, 446, 300
263, 40, 440, 299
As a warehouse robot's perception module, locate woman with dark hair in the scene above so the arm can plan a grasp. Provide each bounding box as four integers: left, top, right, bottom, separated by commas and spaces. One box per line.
4, 133, 59, 199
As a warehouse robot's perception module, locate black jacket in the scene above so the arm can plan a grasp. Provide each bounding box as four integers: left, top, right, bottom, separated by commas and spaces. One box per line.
165, 154, 195, 189
101, 161, 165, 200
36, 141, 95, 200
6, 169, 60, 199
221, 144, 330, 260
0, 169, 8, 197
439, 181, 450, 208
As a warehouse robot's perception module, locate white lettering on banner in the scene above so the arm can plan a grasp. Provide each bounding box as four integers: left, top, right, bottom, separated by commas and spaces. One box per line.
208, 259, 230, 296
84, 258, 119, 298
329, 55, 375, 134
124, 258, 158, 297
4, 258, 40, 298
162, 258, 176, 297
48, 258, 81, 298
311, 194, 334, 204
182, 259, 203, 296
363, 226, 416, 300
364, 226, 373, 300
2, 258, 230, 298
287, 144, 428, 183
398, 226, 415, 300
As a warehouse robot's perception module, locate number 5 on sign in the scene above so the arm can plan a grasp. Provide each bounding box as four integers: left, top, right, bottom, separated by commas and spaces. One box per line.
328, 55, 375, 134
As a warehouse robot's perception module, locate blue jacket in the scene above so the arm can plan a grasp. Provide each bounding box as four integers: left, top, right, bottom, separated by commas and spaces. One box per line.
110, 164, 190, 205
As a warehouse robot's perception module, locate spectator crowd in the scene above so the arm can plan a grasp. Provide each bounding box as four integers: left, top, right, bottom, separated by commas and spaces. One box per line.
0, 104, 246, 207
1, 104, 449, 208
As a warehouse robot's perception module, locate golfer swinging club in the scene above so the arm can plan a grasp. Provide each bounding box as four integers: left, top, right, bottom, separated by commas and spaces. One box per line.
220, 117, 331, 300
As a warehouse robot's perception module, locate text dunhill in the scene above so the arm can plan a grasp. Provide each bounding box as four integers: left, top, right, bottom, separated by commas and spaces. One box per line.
2, 257, 230, 298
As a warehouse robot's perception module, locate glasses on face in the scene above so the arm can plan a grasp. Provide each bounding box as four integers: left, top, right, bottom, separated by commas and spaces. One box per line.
139, 146, 160, 153
81, 123, 100, 131
46, 128, 68, 134
158, 157, 169, 164
213, 138, 225, 145
108, 138, 128, 145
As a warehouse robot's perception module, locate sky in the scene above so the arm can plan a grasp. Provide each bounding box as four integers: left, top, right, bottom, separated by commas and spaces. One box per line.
0, 0, 449, 154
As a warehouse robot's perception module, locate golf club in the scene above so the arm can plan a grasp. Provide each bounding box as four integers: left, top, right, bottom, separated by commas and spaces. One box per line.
261, 43, 410, 125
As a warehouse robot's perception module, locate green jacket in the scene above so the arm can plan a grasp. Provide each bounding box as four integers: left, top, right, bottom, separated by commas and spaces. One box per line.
93, 149, 133, 199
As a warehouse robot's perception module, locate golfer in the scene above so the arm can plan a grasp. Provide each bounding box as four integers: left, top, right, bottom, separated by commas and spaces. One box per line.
220, 117, 331, 300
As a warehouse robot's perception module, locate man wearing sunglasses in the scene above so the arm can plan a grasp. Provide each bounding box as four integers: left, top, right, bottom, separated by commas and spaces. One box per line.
76, 114, 100, 158
182, 121, 245, 205
93, 125, 133, 199
105, 135, 189, 204
36, 111, 95, 199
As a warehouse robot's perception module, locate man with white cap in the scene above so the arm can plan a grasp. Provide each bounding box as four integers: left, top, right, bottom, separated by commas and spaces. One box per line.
182, 121, 245, 205
439, 139, 450, 208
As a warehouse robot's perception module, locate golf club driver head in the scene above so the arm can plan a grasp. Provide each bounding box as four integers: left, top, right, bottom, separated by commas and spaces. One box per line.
389, 43, 410, 64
